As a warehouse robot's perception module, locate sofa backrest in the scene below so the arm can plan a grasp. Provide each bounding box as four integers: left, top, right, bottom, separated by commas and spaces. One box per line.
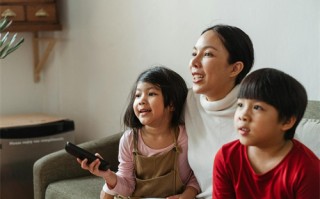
295, 100, 320, 157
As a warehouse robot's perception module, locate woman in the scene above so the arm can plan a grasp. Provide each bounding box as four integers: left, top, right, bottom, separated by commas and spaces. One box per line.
184, 24, 254, 198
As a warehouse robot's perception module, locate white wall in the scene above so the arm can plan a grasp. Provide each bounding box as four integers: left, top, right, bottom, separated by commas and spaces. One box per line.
1, 0, 319, 143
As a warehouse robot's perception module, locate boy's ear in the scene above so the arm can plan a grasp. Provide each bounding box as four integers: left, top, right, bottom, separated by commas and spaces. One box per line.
168, 103, 175, 111
281, 116, 297, 131
230, 61, 244, 78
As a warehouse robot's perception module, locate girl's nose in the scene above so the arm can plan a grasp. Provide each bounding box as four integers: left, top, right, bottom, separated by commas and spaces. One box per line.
138, 95, 146, 105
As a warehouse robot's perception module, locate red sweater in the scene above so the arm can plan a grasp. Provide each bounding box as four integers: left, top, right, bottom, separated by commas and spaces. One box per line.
213, 139, 320, 199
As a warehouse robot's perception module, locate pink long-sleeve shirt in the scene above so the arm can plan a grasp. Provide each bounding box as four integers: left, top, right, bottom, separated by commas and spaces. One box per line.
103, 126, 200, 196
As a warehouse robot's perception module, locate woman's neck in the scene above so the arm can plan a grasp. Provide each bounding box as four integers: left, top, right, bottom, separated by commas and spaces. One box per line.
205, 83, 236, 101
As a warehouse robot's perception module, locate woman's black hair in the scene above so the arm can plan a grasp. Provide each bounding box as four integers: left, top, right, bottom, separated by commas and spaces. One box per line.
123, 66, 188, 129
238, 68, 308, 139
202, 24, 254, 85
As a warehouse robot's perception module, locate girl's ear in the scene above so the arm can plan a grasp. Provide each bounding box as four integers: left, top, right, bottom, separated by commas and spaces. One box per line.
230, 61, 244, 78
281, 116, 297, 131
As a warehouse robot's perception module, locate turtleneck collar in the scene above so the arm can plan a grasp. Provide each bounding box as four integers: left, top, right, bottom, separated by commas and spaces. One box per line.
200, 85, 240, 113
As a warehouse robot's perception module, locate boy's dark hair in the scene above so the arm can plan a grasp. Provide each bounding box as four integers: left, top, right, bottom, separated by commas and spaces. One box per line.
123, 66, 188, 129
202, 24, 254, 85
238, 68, 308, 139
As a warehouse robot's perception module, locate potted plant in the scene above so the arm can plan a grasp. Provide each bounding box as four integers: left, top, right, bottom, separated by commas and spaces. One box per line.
0, 17, 24, 59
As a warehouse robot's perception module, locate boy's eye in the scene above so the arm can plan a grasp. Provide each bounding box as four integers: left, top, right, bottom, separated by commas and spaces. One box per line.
237, 102, 243, 108
253, 105, 263, 110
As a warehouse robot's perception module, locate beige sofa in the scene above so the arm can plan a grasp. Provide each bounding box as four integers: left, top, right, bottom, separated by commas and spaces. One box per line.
33, 100, 320, 199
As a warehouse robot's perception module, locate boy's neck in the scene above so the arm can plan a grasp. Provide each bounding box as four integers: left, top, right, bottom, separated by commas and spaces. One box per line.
247, 140, 293, 174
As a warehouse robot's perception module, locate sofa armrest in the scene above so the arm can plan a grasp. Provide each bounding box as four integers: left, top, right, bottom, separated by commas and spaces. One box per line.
33, 132, 122, 199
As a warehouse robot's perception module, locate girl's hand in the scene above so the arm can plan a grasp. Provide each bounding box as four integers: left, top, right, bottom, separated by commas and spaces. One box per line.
166, 195, 180, 199
166, 186, 198, 199
77, 153, 117, 188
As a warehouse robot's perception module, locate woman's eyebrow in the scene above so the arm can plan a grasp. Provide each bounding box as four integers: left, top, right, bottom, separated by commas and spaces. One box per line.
193, 45, 218, 51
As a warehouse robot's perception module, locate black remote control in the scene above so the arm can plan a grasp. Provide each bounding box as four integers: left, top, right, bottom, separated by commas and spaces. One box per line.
65, 141, 110, 171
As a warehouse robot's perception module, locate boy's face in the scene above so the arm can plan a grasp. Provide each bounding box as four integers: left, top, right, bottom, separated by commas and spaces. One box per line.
234, 99, 289, 147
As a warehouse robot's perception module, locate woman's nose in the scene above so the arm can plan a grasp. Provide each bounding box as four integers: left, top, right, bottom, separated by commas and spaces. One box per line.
190, 55, 201, 68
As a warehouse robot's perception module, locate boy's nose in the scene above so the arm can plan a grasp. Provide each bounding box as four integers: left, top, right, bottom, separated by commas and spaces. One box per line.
238, 111, 249, 121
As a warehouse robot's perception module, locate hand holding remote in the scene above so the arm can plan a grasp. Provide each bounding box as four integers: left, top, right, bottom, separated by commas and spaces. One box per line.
65, 142, 110, 171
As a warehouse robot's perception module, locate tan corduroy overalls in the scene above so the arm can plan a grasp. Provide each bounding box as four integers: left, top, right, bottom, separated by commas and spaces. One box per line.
130, 129, 185, 198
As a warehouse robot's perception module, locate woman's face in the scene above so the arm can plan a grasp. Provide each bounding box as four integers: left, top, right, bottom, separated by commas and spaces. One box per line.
189, 30, 238, 101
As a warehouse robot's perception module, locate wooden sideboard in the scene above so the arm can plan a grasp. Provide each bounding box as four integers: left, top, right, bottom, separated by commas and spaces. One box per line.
0, 0, 62, 82
0, 0, 61, 32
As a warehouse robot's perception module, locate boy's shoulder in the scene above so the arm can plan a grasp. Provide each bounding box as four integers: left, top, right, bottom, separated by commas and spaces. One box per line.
291, 139, 319, 162
221, 139, 242, 150
218, 140, 244, 161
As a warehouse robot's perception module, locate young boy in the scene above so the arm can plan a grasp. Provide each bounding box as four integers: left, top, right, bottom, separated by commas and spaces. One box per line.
213, 68, 320, 199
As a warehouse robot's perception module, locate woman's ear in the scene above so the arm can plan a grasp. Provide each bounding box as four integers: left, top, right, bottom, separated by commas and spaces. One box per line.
230, 61, 244, 78
281, 116, 297, 131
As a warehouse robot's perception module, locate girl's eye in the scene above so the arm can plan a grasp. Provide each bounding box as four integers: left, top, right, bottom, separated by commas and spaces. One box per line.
191, 52, 197, 57
148, 92, 157, 96
135, 93, 141, 98
237, 102, 243, 108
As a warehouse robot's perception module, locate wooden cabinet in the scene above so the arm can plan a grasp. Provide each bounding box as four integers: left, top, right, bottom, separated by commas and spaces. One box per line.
0, 0, 61, 32
0, 0, 62, 82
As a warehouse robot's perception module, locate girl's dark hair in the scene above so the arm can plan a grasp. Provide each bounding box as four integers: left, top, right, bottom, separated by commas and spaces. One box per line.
202, 24, 254, 85
238, 68, 308, 139
123, 66, 188, 129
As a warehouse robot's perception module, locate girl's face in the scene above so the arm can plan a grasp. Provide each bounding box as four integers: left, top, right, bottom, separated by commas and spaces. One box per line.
234, 99, 289, 148
133, 82, 173, 128
189, 30, 240, 101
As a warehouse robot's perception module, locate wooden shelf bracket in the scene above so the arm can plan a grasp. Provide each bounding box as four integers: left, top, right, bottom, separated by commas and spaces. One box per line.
32, 32, 56, 82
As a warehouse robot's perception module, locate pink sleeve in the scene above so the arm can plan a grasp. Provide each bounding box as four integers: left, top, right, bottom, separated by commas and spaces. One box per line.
103, 130, 136, 196
177, 126, 200, 193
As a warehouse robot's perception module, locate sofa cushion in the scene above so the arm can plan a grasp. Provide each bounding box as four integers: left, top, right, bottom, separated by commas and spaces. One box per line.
45, 176, 104, 199
295, 118, 320, 158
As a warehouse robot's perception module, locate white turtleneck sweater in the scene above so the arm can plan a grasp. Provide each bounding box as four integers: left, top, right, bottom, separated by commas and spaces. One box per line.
184, 85, 240, 199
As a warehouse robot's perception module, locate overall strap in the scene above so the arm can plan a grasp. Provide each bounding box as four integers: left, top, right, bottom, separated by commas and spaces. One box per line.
132, 128, 139, 169
172, 126, 180, 193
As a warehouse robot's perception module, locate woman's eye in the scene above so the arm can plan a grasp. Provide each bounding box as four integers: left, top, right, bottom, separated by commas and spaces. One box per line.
204, 52, 213, 57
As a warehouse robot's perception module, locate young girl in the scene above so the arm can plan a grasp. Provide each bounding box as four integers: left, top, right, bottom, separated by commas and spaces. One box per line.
79, 66, 199, 198
213, 68, 320, 199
